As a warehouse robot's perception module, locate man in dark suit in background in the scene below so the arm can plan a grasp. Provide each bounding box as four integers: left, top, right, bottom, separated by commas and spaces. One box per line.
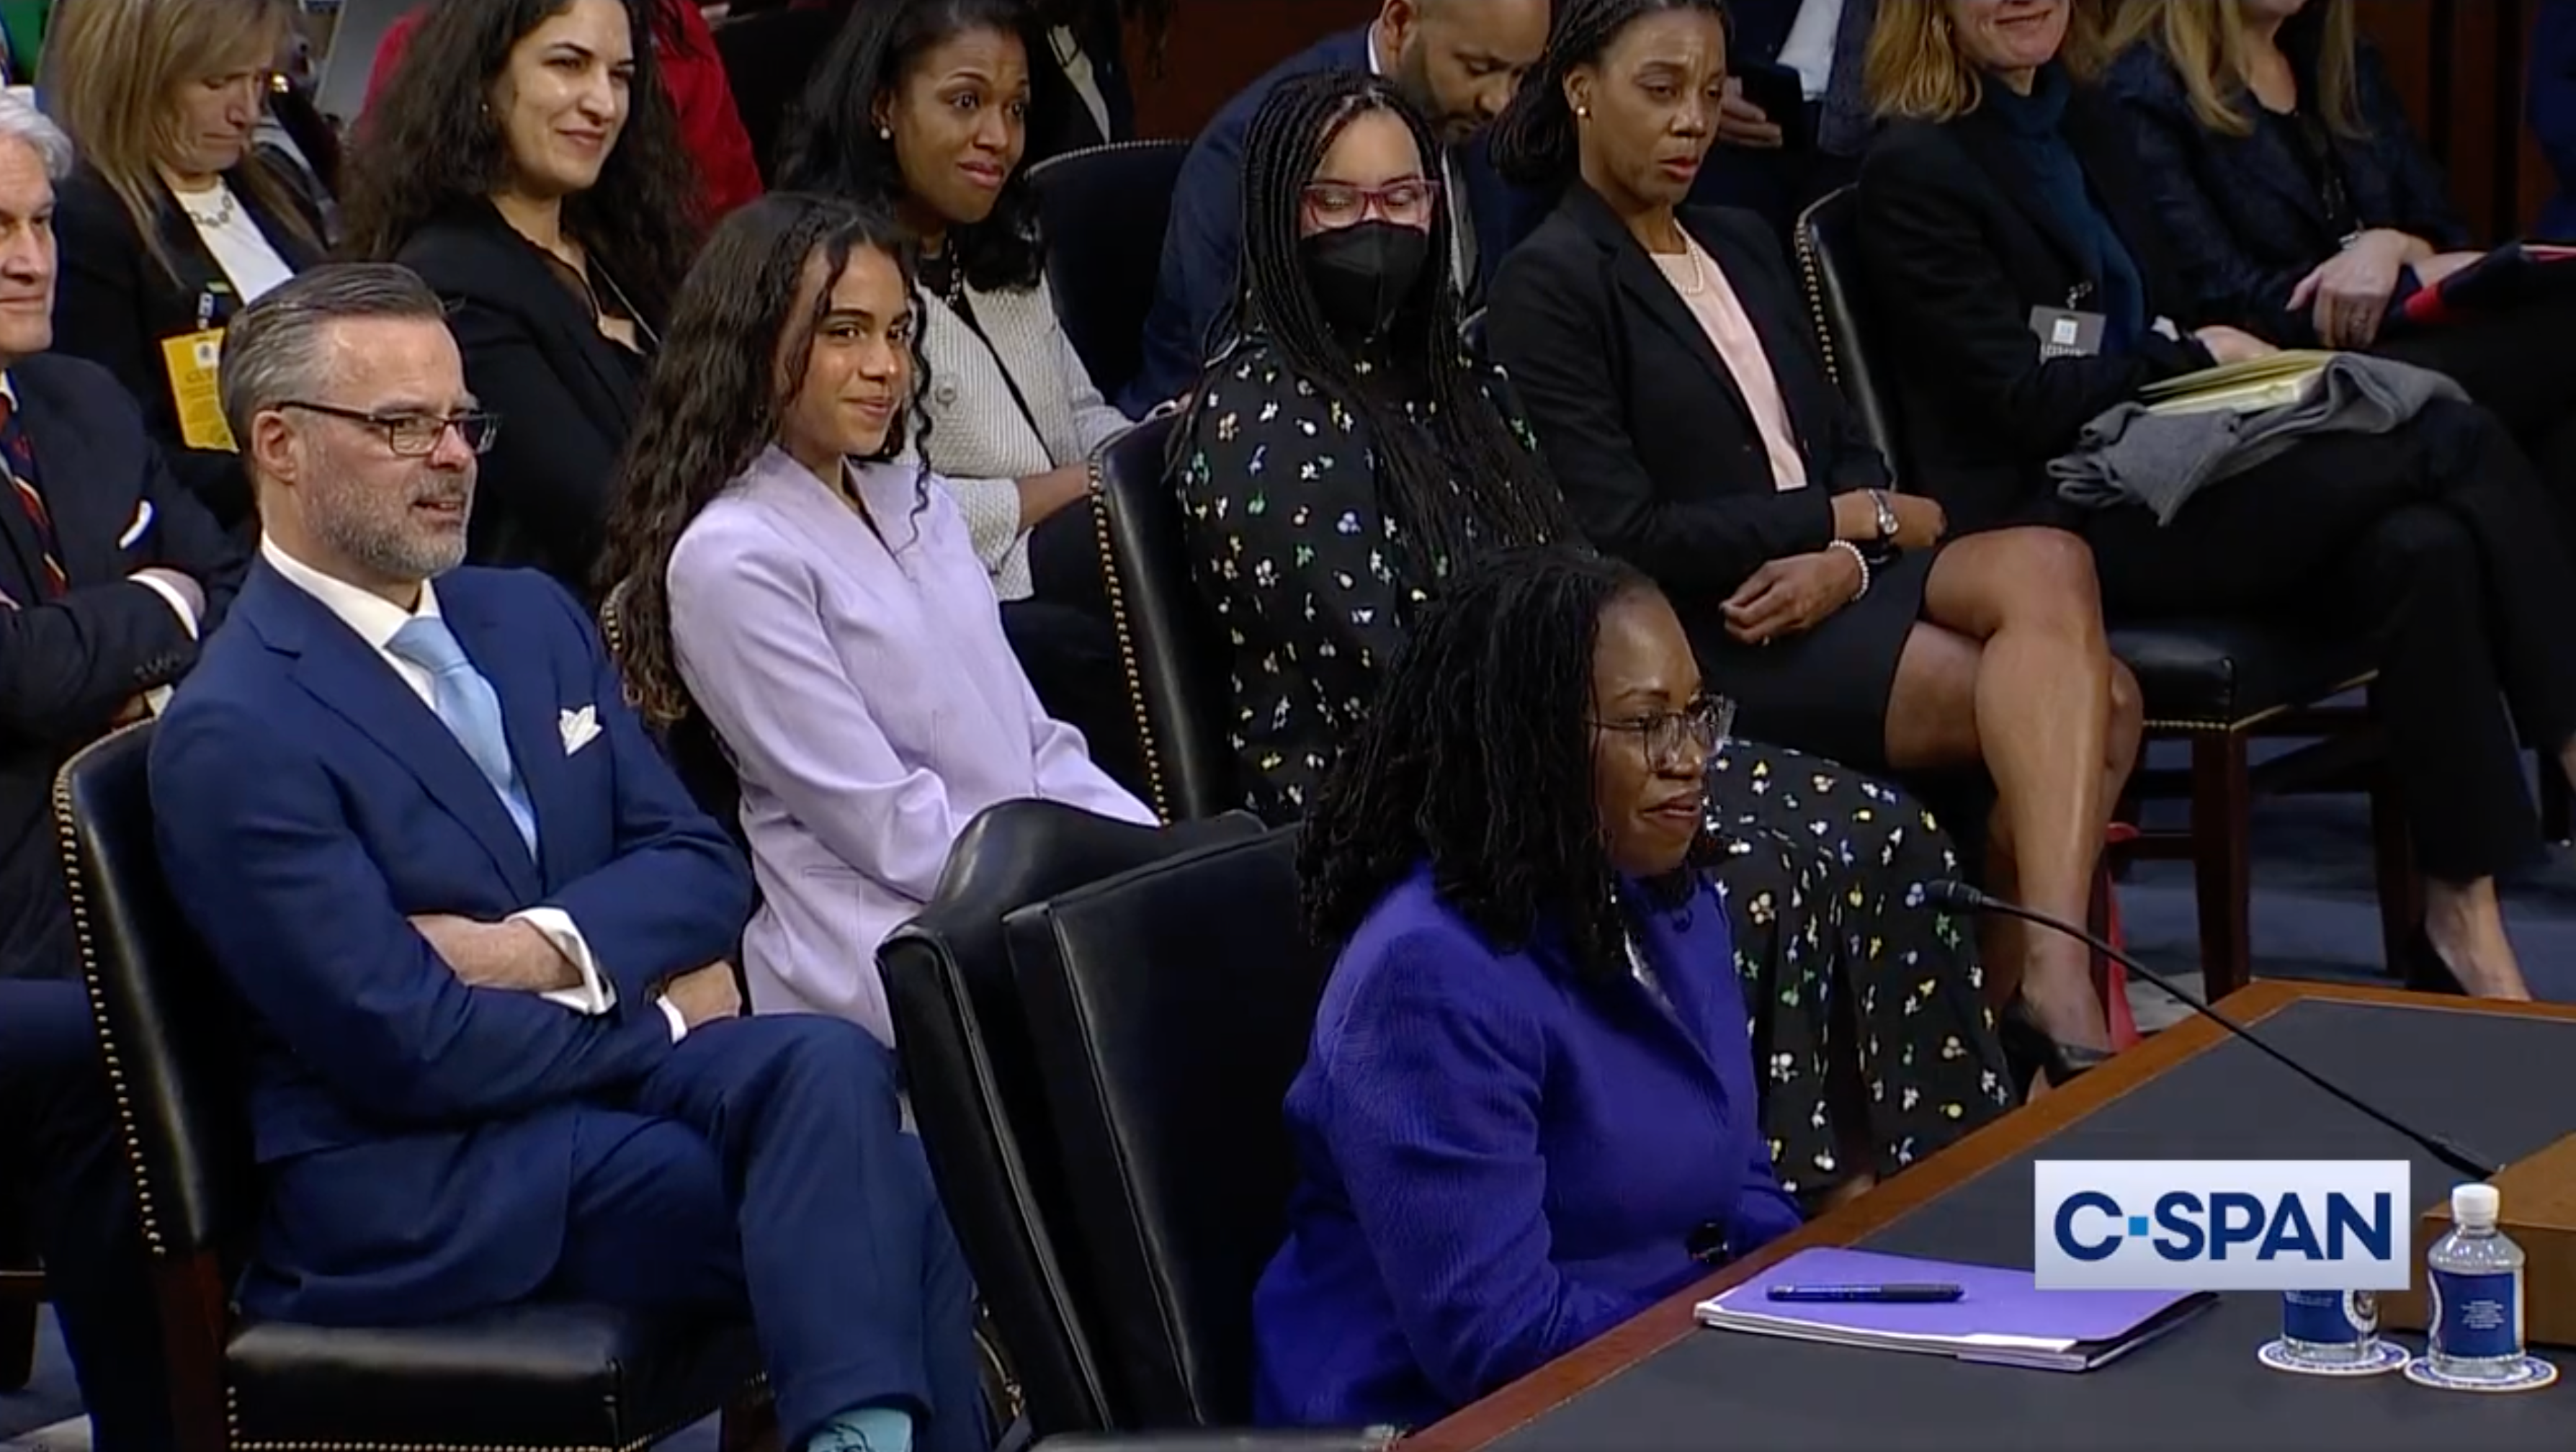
150, 262, 983, 1452
1700, 0, 1877, 233
0, 90, 230, 1452
1124, 0, 1549, 411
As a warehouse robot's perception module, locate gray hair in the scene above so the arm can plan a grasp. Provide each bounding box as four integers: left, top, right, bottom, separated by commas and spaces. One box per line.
219, 264, 450, 444
0, 93, 75, 181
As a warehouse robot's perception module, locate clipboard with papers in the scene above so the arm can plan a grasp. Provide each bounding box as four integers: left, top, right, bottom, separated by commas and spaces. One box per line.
1694, 1247, 2215, 1372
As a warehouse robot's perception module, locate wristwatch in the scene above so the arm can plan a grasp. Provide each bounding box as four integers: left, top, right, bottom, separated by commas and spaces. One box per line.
1869, 490, 1901, 549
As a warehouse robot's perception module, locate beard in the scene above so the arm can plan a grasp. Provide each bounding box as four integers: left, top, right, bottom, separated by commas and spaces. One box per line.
310, 470, 473, 584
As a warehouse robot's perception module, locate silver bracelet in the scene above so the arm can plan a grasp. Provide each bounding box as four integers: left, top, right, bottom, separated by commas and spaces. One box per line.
1828, 539, 1871, 599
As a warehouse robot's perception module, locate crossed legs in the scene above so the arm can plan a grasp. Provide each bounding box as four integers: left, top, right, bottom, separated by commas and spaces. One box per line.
549, 1016, 987, 1452
1882, 528, 2142, 1055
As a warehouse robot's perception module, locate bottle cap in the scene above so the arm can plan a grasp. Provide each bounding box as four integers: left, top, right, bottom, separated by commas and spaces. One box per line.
2452, 1183, 2500, 1227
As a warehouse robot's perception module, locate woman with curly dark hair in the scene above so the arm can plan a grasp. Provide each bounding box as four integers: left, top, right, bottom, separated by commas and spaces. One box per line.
1254, 546, 1800, 1430
1186, 68, 2011, 1212
596, 192, 1150, 1047
776, 0, 1139, 778
344, 0, 699, 593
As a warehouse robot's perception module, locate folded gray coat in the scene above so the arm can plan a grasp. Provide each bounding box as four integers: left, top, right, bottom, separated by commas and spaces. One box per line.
2048, 353, 2466, 524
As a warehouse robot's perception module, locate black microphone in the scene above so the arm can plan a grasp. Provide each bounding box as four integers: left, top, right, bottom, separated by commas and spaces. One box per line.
1926, 879, 2502, 1182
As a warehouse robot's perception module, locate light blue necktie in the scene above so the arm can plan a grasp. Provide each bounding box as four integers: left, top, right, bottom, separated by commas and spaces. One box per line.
388, 617, 538, 856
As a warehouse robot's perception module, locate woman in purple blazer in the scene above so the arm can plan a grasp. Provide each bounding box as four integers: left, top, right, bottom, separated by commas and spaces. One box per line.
1256, 547, 1802, 1431
599, 192, 1154, 1045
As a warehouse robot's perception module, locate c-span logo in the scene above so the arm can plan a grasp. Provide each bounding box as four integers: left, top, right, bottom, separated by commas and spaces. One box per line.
2034, 1161, 2412, 1290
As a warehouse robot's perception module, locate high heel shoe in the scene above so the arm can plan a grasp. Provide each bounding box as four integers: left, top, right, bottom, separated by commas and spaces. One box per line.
2402, 926, 2469, 996
2000, 998, 2116, 1094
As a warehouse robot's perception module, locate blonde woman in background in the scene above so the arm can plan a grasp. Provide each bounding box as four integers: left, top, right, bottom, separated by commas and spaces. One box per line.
2099, 0, 2576, 519
48, 0, 323, 531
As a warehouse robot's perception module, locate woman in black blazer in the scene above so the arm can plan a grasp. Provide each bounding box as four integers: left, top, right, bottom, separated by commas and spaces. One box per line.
344, 0, 698, 593
1856, 0, 2576, 1003
2101, 0, 2576, 508
46, 0, 324, 531
1486, 0, 2138, 1068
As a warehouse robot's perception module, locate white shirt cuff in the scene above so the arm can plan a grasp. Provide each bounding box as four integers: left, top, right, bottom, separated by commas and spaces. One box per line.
509, 908, 616, 1014
129, 573, 200, 637
657, 996, 689, 1042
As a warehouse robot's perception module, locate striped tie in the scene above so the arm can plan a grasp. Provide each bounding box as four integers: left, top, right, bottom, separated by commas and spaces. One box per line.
0, 396, 66, 598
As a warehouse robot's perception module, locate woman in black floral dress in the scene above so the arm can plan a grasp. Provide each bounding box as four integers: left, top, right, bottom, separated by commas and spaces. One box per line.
1171, 71, 2011, 1201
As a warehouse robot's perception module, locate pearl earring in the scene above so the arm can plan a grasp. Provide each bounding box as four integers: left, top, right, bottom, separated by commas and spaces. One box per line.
1575, 104, 1591, 119
878, 125, 893, 140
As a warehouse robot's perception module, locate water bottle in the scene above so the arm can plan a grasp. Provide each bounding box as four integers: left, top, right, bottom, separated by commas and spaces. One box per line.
2278, 1289, 2380, 1365
2426, 1183, 2525, 1381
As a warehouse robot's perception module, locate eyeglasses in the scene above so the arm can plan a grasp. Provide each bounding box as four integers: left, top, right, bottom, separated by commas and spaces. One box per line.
1302, 178, 1442, 228
1591, 695, 1738, 768
277, 401, 502, 457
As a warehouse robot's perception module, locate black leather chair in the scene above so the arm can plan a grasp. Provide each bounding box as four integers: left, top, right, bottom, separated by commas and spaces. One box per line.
1005, 828, 1375, 1436
710, 5, 846, 186
1092, 415, 1241, 821
1028, 140, 1191, 404
880, 799, 1266, 1440
1794, 186, 2417, 996
53, 723, 772, 1450
1034, 1437, 1394, 1451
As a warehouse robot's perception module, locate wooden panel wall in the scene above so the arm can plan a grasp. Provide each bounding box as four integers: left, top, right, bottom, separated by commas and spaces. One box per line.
1127, 0, 2567, 239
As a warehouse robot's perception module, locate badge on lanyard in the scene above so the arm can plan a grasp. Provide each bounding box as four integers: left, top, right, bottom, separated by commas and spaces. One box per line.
2028, 306, 2107, 360
162, 326, 237, 452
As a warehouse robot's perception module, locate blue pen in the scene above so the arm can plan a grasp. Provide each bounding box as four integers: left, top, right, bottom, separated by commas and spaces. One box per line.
1766, 1283, 1964, 1304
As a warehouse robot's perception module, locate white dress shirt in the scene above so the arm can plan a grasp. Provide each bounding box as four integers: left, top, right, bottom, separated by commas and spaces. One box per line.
259, 537, 687, 1041
1779, 0, 1848, 100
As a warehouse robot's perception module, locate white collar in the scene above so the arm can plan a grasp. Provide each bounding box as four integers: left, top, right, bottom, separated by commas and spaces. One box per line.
260, 534, 442, 651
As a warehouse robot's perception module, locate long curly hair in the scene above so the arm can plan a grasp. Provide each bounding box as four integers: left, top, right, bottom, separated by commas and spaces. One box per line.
1185, 68, 1573, 579
596, 193, 929, 727
777, 0, 1047, 293
1299, 546, 1682, 982
1490, 0, 1733, 189
340, 0, 699, 320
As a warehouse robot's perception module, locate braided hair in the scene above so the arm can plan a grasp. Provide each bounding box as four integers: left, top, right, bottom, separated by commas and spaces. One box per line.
1183, 68, 1572, 578
1490, 0, 1735, 188
1299, 546, 1681, 982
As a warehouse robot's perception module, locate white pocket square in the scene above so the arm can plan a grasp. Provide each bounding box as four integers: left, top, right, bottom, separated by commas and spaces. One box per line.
116, 500, 153, 549
558, 705, 601, 755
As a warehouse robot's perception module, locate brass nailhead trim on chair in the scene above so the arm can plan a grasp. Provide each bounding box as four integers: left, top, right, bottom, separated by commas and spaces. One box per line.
51, 721, 167, 1254
1090, 448, 1177, 823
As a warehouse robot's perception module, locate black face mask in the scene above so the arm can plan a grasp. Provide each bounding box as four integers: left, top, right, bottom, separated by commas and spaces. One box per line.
1301, 221, 1431, 341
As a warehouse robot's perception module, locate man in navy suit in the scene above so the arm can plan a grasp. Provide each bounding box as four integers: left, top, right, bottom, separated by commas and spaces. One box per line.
149, 264, 983, 1452
1124, 0, 1550, 412
0, 90, 233, 1451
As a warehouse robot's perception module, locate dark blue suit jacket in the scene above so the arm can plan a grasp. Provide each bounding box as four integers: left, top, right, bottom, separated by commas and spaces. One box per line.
149, 560, 751, 1323
0, 352, 243, 982
1250, 866, 1800, 1430
2531, 0, 2576, 240
2101, 38, 2469, 348
1126, 27, 1523, 413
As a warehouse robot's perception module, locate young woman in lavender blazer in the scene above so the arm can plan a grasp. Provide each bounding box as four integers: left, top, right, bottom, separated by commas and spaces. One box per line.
598, 192, 1153, 1046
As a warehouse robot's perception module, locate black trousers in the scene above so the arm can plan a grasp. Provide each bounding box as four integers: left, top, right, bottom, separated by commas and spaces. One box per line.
999, 498, 1153, 803
2080, 399, 2576, 883
0, 979, 173, 1451
2376, 292, 2576, 548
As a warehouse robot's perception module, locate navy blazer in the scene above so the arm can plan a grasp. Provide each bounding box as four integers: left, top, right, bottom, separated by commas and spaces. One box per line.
2101, 38, 2469, 348
1126, 27, 1519, 412
149, 561, 750, 1323
52, 162, 325, 530
1251, 866, 1799, 1430
2532, 0, 2576, 240
0, 352, 244, 982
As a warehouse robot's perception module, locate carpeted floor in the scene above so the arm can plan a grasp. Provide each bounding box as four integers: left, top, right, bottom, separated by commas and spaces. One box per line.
10, 773, 2574, 1449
